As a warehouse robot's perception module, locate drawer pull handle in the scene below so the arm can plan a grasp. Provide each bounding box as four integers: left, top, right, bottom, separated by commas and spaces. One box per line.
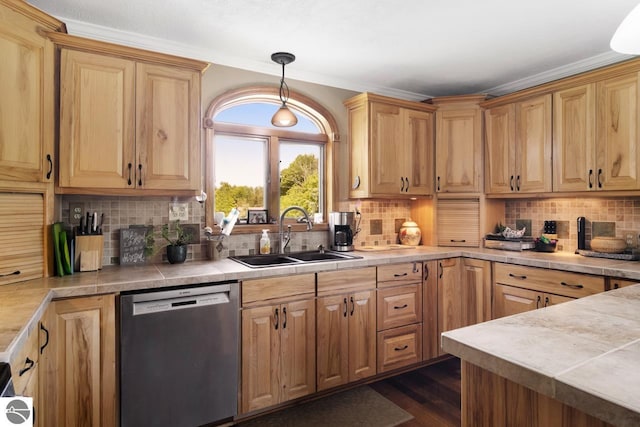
138, 164, 143, 186
394, 345, 409, 351
343, 298, 348, 317
437, 176, 440, 192
350, 296, 355, 316
282, 306, 287, 329
46, 154, 53, 179
274, 308, 279, 330
412, 262, 419, 273
400, 177, 405, 192
0, 270, 20, 278
439, 262, 443, 279
405, 177, 410, 192
393, 273, 408, 277
19, 357, 35, 376
560, 281, 583, 289
509, 273, 527, 280
510, 175, 514, 191
544, 296, 550, 307
536, 295, 541, 309
40, 323, 50, 354
424, 265, 429, 281
393, 304, 408, 310
598, 168, 603, 188
450, 239, 466, 243
588, 169, 593, 189
127, 163, 133, 186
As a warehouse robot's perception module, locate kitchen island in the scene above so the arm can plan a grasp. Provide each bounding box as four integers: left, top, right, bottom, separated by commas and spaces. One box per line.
442, 284, 640, 427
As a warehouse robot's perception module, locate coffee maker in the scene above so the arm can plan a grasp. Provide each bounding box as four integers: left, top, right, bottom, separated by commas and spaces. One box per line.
329, 212, 355, 252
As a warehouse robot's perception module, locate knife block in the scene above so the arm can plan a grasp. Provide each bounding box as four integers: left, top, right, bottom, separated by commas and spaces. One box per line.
75, 235, 104, 271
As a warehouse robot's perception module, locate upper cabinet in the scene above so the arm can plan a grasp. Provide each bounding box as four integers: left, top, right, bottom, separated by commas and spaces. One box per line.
344, 93, 435, 198
432, 95, 484, 193
52, 34, 208, 195
554, 72, 640, 192
0, 1, 63, 183
485, 94, 552, 194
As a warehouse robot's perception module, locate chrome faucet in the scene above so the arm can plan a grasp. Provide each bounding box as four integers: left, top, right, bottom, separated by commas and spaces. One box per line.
279, 206, 313, 254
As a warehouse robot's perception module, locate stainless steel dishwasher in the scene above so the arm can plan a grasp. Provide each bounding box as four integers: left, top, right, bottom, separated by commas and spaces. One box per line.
120, 281, 239, 427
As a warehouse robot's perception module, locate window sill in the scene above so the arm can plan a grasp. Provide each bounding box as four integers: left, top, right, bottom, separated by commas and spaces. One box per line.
211, 223, 329, 235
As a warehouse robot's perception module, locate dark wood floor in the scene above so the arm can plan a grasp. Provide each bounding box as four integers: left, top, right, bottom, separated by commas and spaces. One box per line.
370, 358, 461, 427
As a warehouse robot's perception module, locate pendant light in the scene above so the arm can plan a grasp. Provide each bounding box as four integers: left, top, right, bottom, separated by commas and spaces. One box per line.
271, 52, 298, 127
611, 3, 640, 53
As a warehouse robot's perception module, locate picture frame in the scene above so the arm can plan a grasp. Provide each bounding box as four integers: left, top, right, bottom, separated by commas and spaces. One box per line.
247, 209, 269, 224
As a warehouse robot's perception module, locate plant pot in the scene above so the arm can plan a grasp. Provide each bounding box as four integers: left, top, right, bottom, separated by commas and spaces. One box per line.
166, 244, 187, 264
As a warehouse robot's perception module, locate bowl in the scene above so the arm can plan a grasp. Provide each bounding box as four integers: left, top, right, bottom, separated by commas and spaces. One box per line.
590, 237, 627, 253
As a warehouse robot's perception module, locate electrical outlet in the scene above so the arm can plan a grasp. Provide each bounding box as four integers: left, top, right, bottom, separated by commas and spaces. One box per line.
69, 202, 84, 223
169, 203, 189, 221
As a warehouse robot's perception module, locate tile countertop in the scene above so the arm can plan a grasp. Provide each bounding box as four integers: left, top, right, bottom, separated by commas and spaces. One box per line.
442, 285, 640, 426
1, 246, 640, 364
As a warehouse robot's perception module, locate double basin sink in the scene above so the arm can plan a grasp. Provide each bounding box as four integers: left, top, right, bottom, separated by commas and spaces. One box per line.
230, 250, 361, 268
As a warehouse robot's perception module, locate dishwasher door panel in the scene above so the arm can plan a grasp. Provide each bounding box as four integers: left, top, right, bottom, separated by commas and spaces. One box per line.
120, 282, 239, 427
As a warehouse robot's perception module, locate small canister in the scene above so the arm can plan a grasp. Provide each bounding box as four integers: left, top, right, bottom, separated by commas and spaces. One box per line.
399, 220, 421, 246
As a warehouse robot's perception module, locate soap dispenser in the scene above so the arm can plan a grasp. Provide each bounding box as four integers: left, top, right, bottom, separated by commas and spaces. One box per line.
259, 230, 271, 254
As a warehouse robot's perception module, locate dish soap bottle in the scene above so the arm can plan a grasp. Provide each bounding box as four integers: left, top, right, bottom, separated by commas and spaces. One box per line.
259, 229, 271, 254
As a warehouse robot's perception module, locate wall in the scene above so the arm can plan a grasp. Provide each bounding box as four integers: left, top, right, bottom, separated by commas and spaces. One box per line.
59, 64, 357, 266
338, 200, 414, 247
504, 196, 640, 253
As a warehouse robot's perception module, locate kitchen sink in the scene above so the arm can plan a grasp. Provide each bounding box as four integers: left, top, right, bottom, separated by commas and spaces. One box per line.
229, 250, 361, 268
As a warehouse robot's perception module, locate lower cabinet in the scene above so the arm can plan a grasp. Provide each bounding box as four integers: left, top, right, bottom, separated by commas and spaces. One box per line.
316, 268, 377, 391
10, 318, 40, 426
39, 294, 116, 427
608, 277, 638, 290
438, 258, 491, 356
240, 299, 315, 413
493, 263, 605, 319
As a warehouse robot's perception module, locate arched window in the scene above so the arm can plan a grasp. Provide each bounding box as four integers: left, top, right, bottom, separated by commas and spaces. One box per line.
203, 86, 339, 228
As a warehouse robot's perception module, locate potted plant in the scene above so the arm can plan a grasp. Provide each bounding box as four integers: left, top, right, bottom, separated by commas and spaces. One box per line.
151, 220, 192, 264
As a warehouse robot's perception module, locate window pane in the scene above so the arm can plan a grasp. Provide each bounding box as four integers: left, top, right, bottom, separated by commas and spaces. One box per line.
214, 134, 267, 219
280, 141, 322, 218
215, 102, 320, 133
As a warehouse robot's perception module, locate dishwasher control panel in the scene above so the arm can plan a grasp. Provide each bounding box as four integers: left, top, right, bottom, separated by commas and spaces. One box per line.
133, 292, 230, 315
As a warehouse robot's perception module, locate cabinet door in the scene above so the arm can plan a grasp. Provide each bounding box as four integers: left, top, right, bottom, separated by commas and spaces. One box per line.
45, 295, 116, 427
348, 290, 377, 381
437, 258, 461, 355
0, 8, 53, 182
316, 294, 349, 391
435, 108, 482, 192
462, 258, 491, 324
553, 84, 596, 192
596, 72, 640, 191
494, 284, 541, 319
280, 299, 315, 402
136, 63, 201, 190
370, 102, 404, 194
405, 109, 434, 195
485, 104, 516, 193
423, 260, 439, 360
348, 101, 370, 198
59, 49, 135, 188
515, 94, 552, 193
241, 305, 281, 413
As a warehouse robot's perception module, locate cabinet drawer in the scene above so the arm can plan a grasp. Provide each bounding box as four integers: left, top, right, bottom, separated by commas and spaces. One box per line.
242, 274, 315, 306
607, 277, 638, 290
494, 263, 604, 298
377, 263, 422, 286
377, 284, 422, 331
317, 267, 376, 296
10, 324, 39, 395
377, 324, 422, 373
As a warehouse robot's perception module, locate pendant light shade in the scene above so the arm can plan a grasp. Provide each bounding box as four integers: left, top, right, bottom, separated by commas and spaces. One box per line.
611, 3, 640, 54
271, 52, 298, 127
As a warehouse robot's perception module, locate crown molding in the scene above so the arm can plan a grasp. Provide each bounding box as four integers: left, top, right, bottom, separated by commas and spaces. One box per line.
482, 51, 636, 96
60, 17, 634, 101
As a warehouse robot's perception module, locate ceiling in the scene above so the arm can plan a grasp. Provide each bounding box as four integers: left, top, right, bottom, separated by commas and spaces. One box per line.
30, 0, 639, 100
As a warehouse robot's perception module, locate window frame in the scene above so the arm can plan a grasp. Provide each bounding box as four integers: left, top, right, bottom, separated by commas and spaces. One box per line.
203, 86, 340, 232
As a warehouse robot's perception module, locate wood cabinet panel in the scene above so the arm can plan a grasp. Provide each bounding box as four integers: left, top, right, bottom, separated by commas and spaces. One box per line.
242, 273, 315, 305
41, 295, 116, 427
10, 320, 39, 395
377, 324, 422, 373
494, 284, 540, 318
348, 290, 377, 381
553, 84, 596, 191
317, 267, 375, 296
0, 4, 54, 183
316, 294, 349, 391
377, 283, 422, 331
59, 49, 135, 188
406, 109, 435, 195
280, 299, 316, 402
423, 260, 439, 360
515, 94, 552, 193
436, 198, 480, 247
608, 277, 638, 289
377, 262, 422, 286
136, 62, 200, 190
370, 102, 403, 194
596, 73, 640, 191
461, 258, 492, 325
437, 258, 462, 336
485, 104, 516, 194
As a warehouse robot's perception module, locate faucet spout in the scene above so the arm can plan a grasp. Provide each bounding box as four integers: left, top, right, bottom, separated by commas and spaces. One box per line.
278, 206, 313, 254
